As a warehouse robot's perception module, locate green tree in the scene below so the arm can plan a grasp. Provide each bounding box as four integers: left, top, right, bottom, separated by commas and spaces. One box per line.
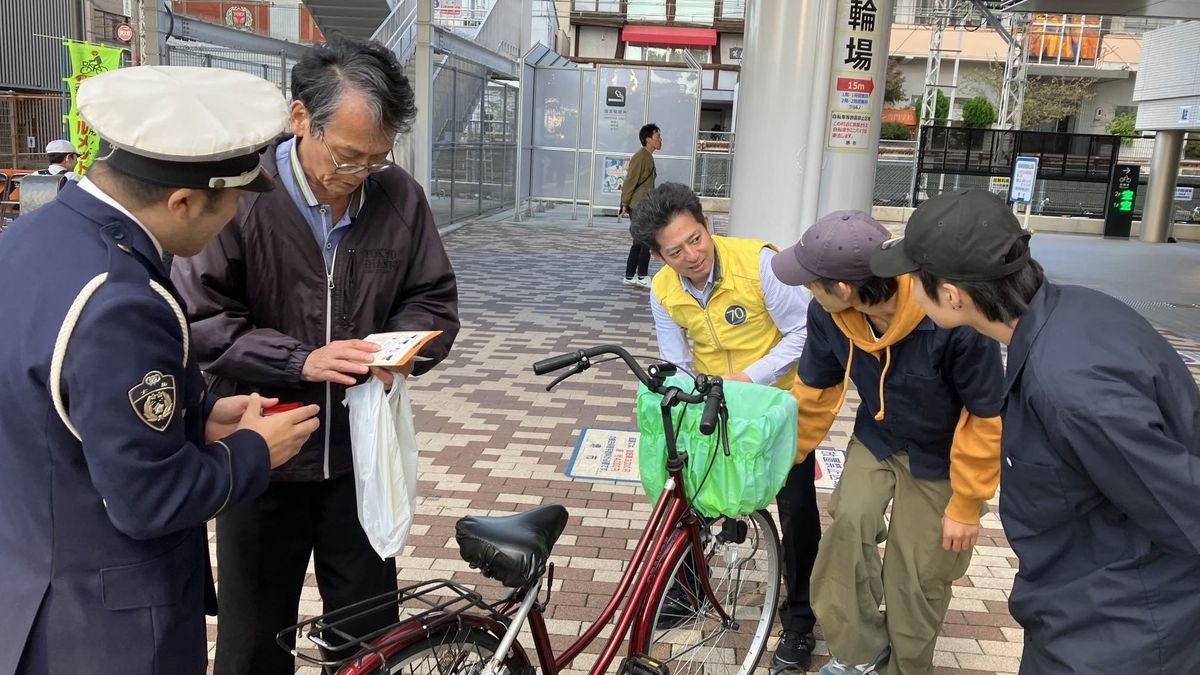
1105, 111, 1140, 144
1187, 134, 1200, 160
975, 62, 1097, 129
885, 60, 907, 105
961, 96, 997, 128
912, 90, 949, 123
880, 122, 912, 140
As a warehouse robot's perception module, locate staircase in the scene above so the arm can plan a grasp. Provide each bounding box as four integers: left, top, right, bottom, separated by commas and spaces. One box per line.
303, 0, 393, 40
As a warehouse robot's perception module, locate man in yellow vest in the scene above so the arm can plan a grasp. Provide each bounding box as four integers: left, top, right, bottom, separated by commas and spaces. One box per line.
630, 182, 820, 672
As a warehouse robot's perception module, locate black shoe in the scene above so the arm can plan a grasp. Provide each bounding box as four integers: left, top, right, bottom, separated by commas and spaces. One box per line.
772, 630, 816, 672
654, 584, 696, 630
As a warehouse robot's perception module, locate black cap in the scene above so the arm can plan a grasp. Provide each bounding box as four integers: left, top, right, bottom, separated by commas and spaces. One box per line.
870, 189, 1031, 281
106, 147, 275, 193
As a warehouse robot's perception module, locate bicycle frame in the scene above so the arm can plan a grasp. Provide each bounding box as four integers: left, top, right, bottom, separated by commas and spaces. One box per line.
323, 347, 739, 675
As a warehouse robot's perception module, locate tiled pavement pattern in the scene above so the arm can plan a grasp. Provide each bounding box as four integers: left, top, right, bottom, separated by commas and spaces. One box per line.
205, 217, 1200, 674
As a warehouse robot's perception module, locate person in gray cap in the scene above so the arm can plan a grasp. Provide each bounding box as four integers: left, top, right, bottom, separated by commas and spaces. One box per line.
872, 189, 1200, 674
35, 139, 82, 181
773, 209, 1004, 675
0, 65, 321, 675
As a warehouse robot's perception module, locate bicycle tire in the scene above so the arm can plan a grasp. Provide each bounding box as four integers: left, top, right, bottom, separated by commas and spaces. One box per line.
363, 625, 524, 675
636, 509, 783, 675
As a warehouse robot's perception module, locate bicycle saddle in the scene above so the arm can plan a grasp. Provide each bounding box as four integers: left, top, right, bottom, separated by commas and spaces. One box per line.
456, 504, 569, 588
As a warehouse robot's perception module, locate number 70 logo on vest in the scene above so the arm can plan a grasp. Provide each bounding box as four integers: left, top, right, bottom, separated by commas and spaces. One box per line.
725, 304, 747, 325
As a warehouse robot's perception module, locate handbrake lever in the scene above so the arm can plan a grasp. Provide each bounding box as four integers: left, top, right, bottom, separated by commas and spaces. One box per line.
545, 358, 589, 391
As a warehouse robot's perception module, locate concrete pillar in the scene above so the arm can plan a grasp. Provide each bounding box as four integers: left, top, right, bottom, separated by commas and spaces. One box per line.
729, 0, 829, 245
730, 0, 892, 246
412, 0, 434, 193
1140, 130, 1185, 243
136, 0, 163, 66
818, 0, 893, 217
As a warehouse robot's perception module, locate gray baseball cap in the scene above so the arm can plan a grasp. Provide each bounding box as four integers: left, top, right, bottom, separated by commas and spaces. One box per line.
772, 210, 891, 287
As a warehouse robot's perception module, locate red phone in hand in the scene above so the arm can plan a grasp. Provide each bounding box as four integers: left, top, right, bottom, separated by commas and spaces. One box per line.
262, 402, 302, 416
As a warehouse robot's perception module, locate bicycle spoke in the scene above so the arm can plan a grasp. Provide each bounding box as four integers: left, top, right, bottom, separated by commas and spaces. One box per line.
644, 512, 782, 675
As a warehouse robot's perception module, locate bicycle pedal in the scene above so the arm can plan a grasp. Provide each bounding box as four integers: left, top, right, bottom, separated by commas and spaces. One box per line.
618, 654, 670, 675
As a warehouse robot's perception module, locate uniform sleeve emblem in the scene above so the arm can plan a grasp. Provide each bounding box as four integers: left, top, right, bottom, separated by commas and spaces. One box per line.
128, 370, 177, 432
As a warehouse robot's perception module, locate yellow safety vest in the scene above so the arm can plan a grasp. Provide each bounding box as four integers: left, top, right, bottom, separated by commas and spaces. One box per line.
652, 235, 795, 389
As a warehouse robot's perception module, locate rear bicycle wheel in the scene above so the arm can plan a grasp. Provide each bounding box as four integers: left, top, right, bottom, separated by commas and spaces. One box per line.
368, 626, 522, 675
640, 510, 782, 675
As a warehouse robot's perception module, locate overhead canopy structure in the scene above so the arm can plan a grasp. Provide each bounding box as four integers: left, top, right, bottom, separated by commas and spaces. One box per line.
1002, 0, 1200, 20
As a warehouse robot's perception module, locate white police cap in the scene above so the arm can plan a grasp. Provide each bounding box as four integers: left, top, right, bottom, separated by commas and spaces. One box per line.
77, 66, 289, 192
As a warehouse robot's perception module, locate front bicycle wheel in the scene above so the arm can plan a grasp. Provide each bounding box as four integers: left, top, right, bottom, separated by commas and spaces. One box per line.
368, 626, 522, 675
640, 510, 782, 675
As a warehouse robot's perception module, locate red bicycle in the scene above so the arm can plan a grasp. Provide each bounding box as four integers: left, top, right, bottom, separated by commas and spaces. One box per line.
279, 345, 784, 674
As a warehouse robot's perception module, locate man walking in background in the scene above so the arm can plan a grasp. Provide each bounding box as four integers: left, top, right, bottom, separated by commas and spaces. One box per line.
620, 122, 661, 289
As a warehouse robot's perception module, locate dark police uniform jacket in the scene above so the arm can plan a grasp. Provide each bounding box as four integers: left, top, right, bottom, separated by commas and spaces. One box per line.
0, 183, 271, 674
1001, 282, 1200, 674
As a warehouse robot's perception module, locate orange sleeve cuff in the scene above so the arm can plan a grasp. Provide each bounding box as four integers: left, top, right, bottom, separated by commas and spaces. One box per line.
791, 376, 844, 464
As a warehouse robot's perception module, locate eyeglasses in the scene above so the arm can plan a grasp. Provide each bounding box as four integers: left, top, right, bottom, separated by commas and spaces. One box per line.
319, 136, 394, 175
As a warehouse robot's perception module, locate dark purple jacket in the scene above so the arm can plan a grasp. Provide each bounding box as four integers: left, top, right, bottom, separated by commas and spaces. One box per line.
172, 141, 459, 481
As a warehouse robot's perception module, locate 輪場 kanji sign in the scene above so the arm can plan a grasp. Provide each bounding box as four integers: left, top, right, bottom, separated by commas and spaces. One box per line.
827, 0, 881, 151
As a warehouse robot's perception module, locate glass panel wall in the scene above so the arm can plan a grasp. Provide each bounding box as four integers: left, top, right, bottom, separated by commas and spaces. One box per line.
430, 61, 518, 226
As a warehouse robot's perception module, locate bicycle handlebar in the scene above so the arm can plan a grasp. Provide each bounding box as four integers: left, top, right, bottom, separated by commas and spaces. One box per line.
532, 345, 723, 431
531, 351, 584, 376
698, 378, 723, 435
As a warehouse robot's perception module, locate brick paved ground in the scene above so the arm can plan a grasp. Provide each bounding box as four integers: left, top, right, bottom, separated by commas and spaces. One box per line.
206, 217, 1200, 674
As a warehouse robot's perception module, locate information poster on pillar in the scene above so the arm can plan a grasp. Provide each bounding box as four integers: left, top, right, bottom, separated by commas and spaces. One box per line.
826, 0, 884, 152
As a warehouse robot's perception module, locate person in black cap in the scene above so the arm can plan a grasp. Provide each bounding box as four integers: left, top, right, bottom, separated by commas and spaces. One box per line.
0, 66, 321, 675
871, 188, 1200, 673
773, 209, 1004, 675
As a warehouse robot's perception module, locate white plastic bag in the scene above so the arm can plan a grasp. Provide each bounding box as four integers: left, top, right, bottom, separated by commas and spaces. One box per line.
345, 375, 418, 559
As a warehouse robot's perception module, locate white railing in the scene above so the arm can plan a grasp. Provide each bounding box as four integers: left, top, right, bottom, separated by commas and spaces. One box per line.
470, 0, 524, 59
371, 0, 419, 62
572, 0, 742, 21
434, 2, 492, 33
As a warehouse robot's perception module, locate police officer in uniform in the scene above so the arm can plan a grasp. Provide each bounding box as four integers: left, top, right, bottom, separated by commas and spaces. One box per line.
0, 66, 322, 674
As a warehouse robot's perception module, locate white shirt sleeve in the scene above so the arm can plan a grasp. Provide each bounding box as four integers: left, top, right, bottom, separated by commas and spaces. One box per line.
742, 248, 811, 385
650, 290, 694, 374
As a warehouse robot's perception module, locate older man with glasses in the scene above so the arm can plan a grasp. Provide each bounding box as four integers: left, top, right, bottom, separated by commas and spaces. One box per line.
171, 36, 461, 675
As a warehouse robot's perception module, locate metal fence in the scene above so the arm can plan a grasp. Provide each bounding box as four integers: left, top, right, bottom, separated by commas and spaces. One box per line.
163, 40, 295, 91
694, 131, 734, 198
906, 171, 1200, 221
430, 68, 518, 226
0, 93, 67, 171
688, 133, 1200, 221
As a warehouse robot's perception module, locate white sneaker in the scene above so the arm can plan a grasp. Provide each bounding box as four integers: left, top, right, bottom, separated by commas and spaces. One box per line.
621, 277, 639, 288
817, 646, 891, 675
634, 276, 652, 289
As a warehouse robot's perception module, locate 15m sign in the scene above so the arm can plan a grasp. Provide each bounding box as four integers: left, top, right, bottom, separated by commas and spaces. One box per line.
826, 0, 886, 151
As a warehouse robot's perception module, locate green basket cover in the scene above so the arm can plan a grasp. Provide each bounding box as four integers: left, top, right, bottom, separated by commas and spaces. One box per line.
637, 375, 798, 518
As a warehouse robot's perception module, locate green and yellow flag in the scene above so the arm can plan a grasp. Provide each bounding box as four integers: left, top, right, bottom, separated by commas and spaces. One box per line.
63, 40, 125, 173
